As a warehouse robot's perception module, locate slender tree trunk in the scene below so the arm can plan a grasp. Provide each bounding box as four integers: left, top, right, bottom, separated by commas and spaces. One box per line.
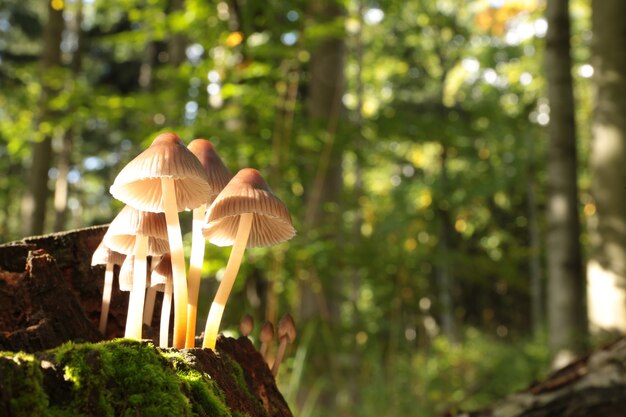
23, 2, 64, 236
53, 0, 83, 232
300, 0, 346, 321
526, 132, 544, 335
436, 146, 458, 343
545, 0, 587, 369
587, 0, 626, 334
168, 0, 186, 67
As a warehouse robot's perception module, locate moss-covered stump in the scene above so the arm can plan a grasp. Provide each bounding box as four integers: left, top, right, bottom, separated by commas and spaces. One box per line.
0, 227, 294, 417
0, 338, 292, 417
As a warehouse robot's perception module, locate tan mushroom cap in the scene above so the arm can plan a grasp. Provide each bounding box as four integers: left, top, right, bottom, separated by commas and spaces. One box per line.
187, 139, 232, 204
151, 253, 172, 287
202, 168, 296, 248
110, 132, 214, 212
103, 205, 169, 256
260, 321, 275, 343
277, 314, 296, 343
91, 241, 126, 266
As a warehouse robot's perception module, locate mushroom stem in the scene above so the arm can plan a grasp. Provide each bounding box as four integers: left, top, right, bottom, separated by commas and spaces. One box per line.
161, 177, 188, 349
143, 286, 158, 326
98, 261, 115, 334
271, 337, 288, 376
202, 212, 254, 349
185, 204, 207, 348
124, 234, 148, 339
160, 278, 173, 348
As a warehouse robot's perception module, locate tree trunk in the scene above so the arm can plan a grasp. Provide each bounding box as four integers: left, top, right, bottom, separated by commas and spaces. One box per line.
545, 0, 587, 369
587, 0, 626, 334
23, 2, 64, 236
168, 0, 186, 67
300, 0, 346, 321
437, 146, 458, 343
526, 132, 544, 335
53, 0, 83, 232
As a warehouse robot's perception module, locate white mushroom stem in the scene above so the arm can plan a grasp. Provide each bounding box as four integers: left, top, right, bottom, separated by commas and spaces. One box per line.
202, 212, 254, 349
124, 235, 148, 339
143, 286, 158, 326
160, 279, 173, 348
271, 336, 289, 377
98, 261, 115, 334
185, 203, 207, 348
161, 177, 188, 349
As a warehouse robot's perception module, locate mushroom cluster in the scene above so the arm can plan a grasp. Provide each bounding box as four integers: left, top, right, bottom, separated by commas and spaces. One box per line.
94, 132, 296, 350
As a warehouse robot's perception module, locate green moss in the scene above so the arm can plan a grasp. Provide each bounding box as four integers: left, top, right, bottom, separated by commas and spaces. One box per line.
162, 351, 232, 417
0, 340, 262, 417
223, 356, 268, 417
53, 339, 193, 417
0, 352, 48, 417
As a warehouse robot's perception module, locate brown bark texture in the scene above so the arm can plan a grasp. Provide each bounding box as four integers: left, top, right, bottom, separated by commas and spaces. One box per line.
458, 338, 626, 417
545, 0, 587, 366
0, 226, 293, 417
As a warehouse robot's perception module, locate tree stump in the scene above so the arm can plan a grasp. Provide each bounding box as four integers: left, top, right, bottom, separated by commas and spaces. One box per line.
0, 226, 293, 417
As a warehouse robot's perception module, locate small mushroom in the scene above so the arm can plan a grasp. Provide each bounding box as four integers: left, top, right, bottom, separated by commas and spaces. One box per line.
103, 205, 168, 340
239, 314, 254, 337
151, 254, 173, 348
271, 314, 296, 377
185, 139, 232, 348
91, 242, 125, 334
201, 168, 295, 350
259, 321, 274, 360
143, 255, 163, 326
110, 132, 213, 348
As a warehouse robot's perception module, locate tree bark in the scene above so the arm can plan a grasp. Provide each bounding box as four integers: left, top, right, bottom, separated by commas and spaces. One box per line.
465, 338, 626, 417
300, 0, 346, 321
587, 0, 626, 334
53, 0, 83, 232
526, 132, 544, 335
545, 0, 587, 369
23, 1, 64, 236
437, 146, 458, 343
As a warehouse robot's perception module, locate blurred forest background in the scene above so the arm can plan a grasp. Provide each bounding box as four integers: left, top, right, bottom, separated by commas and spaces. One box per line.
2, 0, 626, 416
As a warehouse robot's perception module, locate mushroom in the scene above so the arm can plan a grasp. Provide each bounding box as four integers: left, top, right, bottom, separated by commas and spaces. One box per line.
200, 168, 296, 349
239, 314, 254, 337
259, 321, 274, 360
110, 132, 213, 348
103, 205, 168, 340
91, 241, 125, 334
185, 139, 232, 348
143, 255, 163, 326
271, 314, 296, 377
151, 254, 173, 348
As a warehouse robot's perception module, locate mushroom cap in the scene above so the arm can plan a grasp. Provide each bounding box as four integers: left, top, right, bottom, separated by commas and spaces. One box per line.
239, 314, 254, 337
110, 132, 214, 212
91, 241, 126, 266
103, 205, 169, 256
187, 139, 232, 204
260, 321, 274, 343
150, 253, 172, 287
202, 168, 296, 248
277, 314, 296, 343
